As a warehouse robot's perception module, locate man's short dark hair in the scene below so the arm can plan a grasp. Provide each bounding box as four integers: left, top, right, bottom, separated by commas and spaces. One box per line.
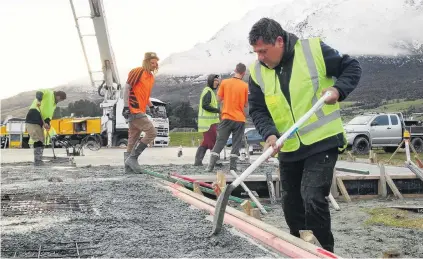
55, 91, 67, 100
248, 17, 286, 45
235, 63, 246, 74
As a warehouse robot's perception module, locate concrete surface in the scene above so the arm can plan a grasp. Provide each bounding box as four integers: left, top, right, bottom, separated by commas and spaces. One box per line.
1, 147, 413, 176
1, 164, 279, 258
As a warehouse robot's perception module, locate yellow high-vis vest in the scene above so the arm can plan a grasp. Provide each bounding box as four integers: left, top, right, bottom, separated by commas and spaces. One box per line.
249, 38, 347, 153
197, 87, 220, 132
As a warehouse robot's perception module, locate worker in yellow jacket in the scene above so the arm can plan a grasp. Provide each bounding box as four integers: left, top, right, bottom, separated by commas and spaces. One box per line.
28, 127, 57, 147
25, 89, 66, 166
247, 18, 362, 252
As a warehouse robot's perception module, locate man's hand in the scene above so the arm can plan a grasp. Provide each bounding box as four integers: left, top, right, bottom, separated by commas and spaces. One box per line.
322, 87, 340, 104
264, 135, 282, 157
122, 107, 130, 119
36, 101, 41, 107
44, 123, 50, 131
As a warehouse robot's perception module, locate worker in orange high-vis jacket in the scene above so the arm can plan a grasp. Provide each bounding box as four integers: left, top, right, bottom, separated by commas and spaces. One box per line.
206, 63, 249, 172
122, 52, 159, 173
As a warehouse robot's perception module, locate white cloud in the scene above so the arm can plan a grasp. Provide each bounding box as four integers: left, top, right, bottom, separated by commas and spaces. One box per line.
0, 0, 281, 99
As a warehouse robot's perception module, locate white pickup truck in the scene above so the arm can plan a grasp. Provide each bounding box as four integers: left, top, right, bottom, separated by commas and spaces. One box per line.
344, 112, 423, 155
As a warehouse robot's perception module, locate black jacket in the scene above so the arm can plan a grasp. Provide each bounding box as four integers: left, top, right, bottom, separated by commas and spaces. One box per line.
248, 32, 362, 162
201, 74, 220, 113
25, 91, 52, 127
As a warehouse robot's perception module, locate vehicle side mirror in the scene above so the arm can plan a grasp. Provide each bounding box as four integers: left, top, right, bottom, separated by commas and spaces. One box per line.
371, 121, 378, 126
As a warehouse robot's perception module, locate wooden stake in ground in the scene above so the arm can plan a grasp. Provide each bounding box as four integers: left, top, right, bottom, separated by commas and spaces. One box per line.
381, 163, 404, 200
192, 181, 203, 196
241, 200, 253, 215
387, 139, 404, 163
331, 168, 339, 198
369, 150, 374, 164
229, 170, 267, 215
250, 208, 262, 220
299, 230, 322, 248
212, 182, 221, 196
378, 162, 388, 198
346, 151, 356, 162
266, 171, 276, 204
336, 177, 351, 203
216, 171, 226, 191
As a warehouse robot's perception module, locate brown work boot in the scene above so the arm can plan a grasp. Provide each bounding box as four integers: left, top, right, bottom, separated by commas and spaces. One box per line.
125, 142, 148, 173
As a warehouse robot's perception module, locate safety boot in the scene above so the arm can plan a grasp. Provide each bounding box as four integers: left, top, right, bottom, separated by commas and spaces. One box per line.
124, 152, 134, 173
206, 153, 220, 172
34, 147, 45, 166
125, 142, 148, 173
230, 156, 239, 171
194, 146, 207, 166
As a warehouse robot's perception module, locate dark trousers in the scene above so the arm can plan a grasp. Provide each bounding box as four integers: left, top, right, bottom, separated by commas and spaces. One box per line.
279, 147, 338, 252
211, 119, 245, 156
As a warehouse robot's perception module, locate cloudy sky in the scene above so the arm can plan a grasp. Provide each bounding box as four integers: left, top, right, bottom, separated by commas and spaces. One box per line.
0, 0, 281, 100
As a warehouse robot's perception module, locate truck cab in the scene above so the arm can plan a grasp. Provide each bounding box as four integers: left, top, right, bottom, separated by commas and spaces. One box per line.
102, 96, 170, 148
345, 112, 423, 154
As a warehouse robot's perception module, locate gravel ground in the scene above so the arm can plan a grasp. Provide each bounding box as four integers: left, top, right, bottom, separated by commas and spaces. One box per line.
261, 198, 423, 258
2, 162, 423, 258
1, 163, 279, 258
143, 163, 423, 258
141, 161, 279, 176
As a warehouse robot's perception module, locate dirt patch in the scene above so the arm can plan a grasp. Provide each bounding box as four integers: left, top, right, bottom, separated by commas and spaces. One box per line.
261, 198, 423, 258
1, 163, 278, 258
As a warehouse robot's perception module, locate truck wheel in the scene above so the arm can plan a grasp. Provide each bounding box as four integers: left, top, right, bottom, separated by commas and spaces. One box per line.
352, 137, 370, 155
117, 138, 128, 148
411, 138, 423, 153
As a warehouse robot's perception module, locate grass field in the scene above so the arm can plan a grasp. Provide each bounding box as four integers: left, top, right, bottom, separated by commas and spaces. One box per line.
368, 99, 423, 113
338, 149, 423, 166
364, 207, 423, 229
169, 132, 203, 147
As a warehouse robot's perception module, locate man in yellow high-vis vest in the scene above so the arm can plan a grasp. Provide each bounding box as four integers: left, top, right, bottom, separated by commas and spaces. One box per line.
248, 18, 362, 253
194, 74, 221, 166
25, 89, 66, 166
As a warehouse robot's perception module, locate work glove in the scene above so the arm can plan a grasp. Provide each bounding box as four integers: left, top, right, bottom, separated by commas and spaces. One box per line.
122, 107, 130, 120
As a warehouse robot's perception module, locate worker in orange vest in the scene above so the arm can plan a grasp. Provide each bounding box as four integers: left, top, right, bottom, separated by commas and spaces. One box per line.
122, 52, 159, 173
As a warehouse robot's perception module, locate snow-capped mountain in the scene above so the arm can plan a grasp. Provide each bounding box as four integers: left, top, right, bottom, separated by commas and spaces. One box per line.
158, 0, 423, 77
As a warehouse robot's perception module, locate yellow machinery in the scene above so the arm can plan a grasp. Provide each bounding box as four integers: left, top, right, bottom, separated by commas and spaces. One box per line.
50, 117, 103, 156
3, 119, 29, 149
1, 125, 8, 148
1, 117, 102, 150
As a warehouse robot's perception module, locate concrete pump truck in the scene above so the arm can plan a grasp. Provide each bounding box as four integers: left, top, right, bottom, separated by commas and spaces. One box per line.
69, 0, 170, 148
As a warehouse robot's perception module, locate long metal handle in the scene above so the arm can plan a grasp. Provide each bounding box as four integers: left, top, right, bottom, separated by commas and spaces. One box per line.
231, 91, 332, 187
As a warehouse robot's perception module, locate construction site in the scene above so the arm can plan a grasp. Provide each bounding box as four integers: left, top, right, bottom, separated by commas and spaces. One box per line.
2, 0, 423, 258
1, 144, 423, 258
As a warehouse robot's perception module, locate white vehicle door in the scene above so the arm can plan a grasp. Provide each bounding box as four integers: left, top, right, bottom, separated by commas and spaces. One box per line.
370, 115, 391, 144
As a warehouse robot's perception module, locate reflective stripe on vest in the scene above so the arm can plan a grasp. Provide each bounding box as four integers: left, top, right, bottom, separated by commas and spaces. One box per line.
250, 37, 346, 152
197, 87, 220, 132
